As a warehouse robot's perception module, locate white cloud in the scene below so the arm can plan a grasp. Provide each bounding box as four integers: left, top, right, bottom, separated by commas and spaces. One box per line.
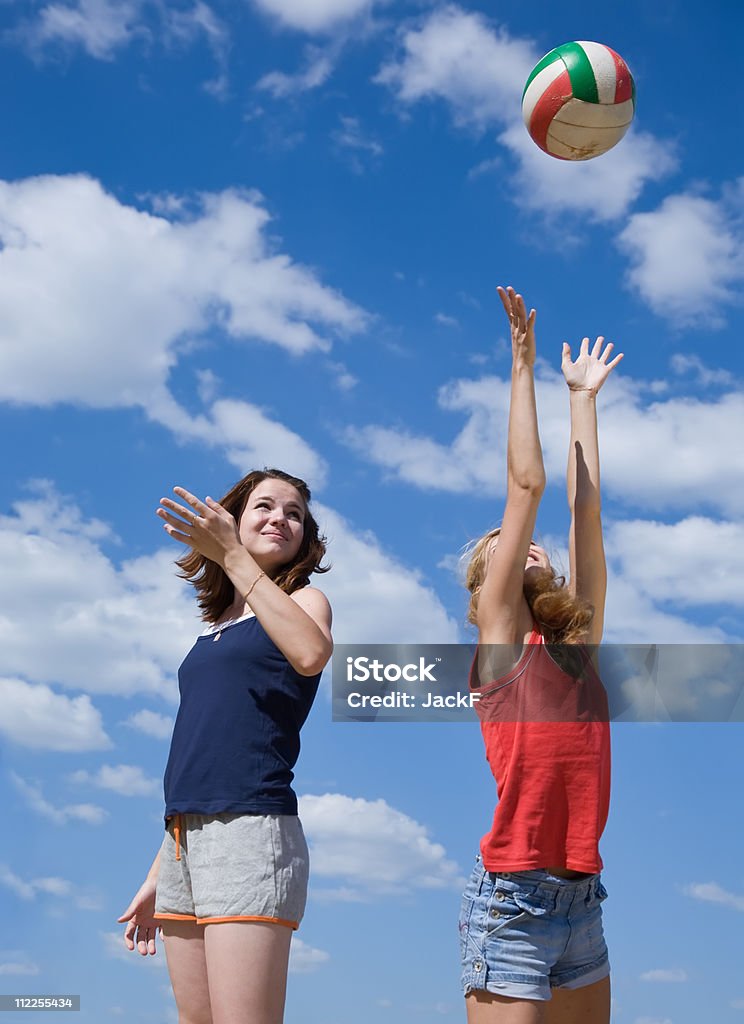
162, 2, 230, 98
325, 360, 358, 391
434, 313, 460, 329
251, 0, 385, 34
595, 389, 744, 517
640, 969, 687, 983
0, 963, 40, 975
0, 865, 72, 902
602, 572, 729, 646
618, 188, 744, 325
607, 517, 744, 608
634, 1018, 673, 1024
0, 953, 41, 977
331, 115, 383, 173
25, 0, 145, 59
671, 354, 735, 388
300, 793, 462, 898
500, 120, 676, 224
18, 0, 229, 96
257, 46, 335, 97
0, 175, 367, 411
0, 679, 111, 753
289, 937, 330, 973
345, 369, 744, 517
11, 773, 108, 825
376, 6, 673, 221
148, 396, 328, 486
315, 504, 460, 644
123, 709, 174, 740
375, 5, 533, 130
686, 882, 744, 912
69, 764, 160, 797
0, 482, 198, 699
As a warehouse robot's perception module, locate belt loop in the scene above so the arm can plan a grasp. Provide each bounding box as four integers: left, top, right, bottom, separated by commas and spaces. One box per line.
174, 814, 181, 862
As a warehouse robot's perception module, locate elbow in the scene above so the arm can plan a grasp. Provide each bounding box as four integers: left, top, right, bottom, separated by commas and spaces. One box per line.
508, 474, 546, 497
293, 639, 334, 677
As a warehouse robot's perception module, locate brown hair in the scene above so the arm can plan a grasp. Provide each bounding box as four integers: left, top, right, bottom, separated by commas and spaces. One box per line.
177, 468, 329, 622
464, 528, 594, 644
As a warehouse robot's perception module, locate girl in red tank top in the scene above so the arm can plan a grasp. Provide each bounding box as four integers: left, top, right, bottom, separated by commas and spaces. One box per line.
458, 287, 622, 1022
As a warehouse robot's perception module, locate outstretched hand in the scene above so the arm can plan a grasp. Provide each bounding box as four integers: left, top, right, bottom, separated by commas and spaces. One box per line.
561, 337, 623, 395
497, 286, 536, 367
157, 487, 242, 567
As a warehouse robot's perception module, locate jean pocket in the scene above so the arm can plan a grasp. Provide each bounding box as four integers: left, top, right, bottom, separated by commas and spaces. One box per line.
486, 886, 551, 932
586, 879, 608, 907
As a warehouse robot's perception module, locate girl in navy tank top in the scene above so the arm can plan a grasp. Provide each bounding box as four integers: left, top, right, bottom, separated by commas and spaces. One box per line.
118, 468, 332, 1024
458, 288, 622, 1022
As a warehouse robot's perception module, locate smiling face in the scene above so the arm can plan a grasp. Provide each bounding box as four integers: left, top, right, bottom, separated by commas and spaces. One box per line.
238, 478, 306, 574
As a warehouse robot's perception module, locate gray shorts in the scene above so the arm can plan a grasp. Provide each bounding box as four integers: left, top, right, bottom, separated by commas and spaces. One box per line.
154, 812, 309, 929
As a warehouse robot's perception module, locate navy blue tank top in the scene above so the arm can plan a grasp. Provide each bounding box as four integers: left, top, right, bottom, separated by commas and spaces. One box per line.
163, 615, 321, 819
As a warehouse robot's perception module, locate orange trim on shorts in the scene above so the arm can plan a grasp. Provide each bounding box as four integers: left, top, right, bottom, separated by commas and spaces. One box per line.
196, 914, 298, 930
153, 913, 198, 921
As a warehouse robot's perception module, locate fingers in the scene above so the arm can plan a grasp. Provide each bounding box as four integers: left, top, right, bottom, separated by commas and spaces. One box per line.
135, 925, 158, 956
173, 487, 207, 515
158, 496, 199, 524
157, 506, 194, 531
572, 337, 621, 362
123, 919, 136, 951
496, 286, 532, 331
496, 285, 510, 317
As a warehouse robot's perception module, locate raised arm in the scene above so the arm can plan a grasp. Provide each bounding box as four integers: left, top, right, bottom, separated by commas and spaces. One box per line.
561, 336, 623, 644
477, 287, 546, 645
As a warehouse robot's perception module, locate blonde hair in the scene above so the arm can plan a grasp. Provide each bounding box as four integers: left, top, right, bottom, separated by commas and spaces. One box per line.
464, 527, 594, 644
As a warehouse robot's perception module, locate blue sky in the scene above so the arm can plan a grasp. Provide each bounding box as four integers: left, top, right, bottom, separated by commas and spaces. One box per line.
1, 1, 743, 1021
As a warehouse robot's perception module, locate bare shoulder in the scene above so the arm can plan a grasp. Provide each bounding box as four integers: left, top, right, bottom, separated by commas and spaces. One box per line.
290, 585, 333, 626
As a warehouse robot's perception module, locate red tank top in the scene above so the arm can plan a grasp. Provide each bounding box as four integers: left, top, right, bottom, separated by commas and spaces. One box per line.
471, 629, 611, 874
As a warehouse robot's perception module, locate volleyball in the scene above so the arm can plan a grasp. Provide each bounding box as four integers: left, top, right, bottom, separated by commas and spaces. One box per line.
522, 41, 636, 161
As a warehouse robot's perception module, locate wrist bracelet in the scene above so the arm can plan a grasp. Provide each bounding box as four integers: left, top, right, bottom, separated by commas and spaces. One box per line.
244, 570, 266, 601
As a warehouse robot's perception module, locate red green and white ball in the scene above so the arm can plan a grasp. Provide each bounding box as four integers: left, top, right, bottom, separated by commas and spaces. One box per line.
522, 41, 636, 161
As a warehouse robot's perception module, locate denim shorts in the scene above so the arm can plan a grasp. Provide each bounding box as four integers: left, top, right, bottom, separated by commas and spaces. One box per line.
459, 856, 610, 1001
154, 812, 309, 929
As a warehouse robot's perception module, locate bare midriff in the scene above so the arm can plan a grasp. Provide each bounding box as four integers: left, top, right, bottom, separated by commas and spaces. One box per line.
545, 865, 592, 879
